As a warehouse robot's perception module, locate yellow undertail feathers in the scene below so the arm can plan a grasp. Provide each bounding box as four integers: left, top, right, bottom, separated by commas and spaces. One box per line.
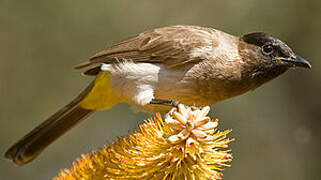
79, 72, 122, 110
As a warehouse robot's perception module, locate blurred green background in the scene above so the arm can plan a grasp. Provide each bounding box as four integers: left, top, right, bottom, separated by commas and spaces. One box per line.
1, 0, 320, 179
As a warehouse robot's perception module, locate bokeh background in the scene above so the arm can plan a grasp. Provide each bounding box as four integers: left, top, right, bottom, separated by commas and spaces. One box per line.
1, 0, 320, 179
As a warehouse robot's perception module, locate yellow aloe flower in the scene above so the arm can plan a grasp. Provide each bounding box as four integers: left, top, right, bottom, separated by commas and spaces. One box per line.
54, 104, 234, 180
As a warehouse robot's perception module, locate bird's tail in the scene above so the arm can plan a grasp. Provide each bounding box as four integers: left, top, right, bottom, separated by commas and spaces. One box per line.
5, 72, 120, 166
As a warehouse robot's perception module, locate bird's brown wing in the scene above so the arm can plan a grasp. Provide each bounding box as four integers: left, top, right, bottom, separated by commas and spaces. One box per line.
75, 25, 218, 75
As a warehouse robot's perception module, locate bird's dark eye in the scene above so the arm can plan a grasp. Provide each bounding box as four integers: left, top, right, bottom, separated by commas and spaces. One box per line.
262, 44, 274, 55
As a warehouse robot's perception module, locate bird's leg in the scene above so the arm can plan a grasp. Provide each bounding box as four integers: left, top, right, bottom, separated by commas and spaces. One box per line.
149, 99, 180, 107
149, 99, 201, 110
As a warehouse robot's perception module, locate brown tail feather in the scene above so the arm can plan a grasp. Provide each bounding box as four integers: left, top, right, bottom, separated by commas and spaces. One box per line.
5, 82, 95, 166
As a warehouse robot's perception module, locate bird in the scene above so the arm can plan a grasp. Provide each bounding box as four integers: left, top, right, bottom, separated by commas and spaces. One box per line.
5, 25, 311, 166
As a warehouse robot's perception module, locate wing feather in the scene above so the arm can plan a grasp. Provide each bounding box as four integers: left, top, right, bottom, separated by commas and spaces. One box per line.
75, 25, 218, 72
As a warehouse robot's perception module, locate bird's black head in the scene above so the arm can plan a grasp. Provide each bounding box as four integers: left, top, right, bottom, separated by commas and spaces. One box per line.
236, 32, 311, 90
241, 32, 311, 69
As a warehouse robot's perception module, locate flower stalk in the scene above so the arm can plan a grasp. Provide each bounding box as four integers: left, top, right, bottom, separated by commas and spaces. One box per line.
54, 104, 233, 180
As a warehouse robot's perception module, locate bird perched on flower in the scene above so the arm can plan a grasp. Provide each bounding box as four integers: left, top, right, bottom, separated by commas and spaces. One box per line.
5, 25, 311, 166
54, 105, 233, 180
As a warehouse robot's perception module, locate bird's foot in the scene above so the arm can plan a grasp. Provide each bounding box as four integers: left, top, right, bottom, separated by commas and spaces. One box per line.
149, 99, 180, 107
149, 99, 202, 110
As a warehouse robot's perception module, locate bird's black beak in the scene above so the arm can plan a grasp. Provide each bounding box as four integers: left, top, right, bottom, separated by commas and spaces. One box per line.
282, 55, 312, 69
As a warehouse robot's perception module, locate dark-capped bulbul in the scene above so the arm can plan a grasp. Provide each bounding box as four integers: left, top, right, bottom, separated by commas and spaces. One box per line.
5, 25, 311, 166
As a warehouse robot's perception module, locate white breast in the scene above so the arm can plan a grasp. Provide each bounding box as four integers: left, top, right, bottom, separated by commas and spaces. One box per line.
101, 61, 192, 109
